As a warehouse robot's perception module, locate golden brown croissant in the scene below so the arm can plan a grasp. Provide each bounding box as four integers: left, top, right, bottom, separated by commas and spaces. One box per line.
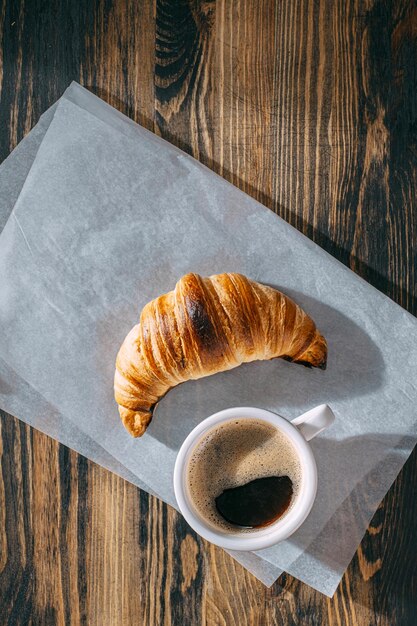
114, 273, 327, 437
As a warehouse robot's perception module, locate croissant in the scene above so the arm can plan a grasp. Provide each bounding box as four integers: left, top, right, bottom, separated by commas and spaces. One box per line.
114, 272, 327, 437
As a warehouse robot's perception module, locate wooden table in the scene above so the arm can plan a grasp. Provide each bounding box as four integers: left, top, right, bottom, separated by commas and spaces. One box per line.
1, 1, 416, 624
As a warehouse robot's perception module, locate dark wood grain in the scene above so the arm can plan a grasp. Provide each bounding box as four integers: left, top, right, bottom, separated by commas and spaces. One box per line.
1, 0, 417, 624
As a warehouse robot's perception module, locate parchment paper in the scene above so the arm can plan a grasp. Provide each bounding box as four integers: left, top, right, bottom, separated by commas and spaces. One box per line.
0, 96, 283, 588
1, 83, 417, 596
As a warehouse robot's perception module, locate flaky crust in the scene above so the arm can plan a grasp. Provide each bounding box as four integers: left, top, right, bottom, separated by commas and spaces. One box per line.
114, 273, 327, 436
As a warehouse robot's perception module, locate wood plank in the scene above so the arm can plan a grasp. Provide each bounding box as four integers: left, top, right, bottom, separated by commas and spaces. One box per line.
1, 0, 416, 624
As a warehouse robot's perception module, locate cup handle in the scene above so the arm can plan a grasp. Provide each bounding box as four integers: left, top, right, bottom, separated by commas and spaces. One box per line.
291, 404, 335, 441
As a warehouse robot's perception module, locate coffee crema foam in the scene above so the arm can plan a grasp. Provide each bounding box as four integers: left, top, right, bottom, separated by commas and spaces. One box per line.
186, 419, 303, 532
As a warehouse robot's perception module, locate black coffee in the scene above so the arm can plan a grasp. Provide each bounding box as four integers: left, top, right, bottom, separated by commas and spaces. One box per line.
187, 419, 302, 533
215, 475, 293, 528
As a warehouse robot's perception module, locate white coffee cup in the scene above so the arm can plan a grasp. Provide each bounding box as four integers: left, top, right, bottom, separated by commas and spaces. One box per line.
173, 404, 335, 551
